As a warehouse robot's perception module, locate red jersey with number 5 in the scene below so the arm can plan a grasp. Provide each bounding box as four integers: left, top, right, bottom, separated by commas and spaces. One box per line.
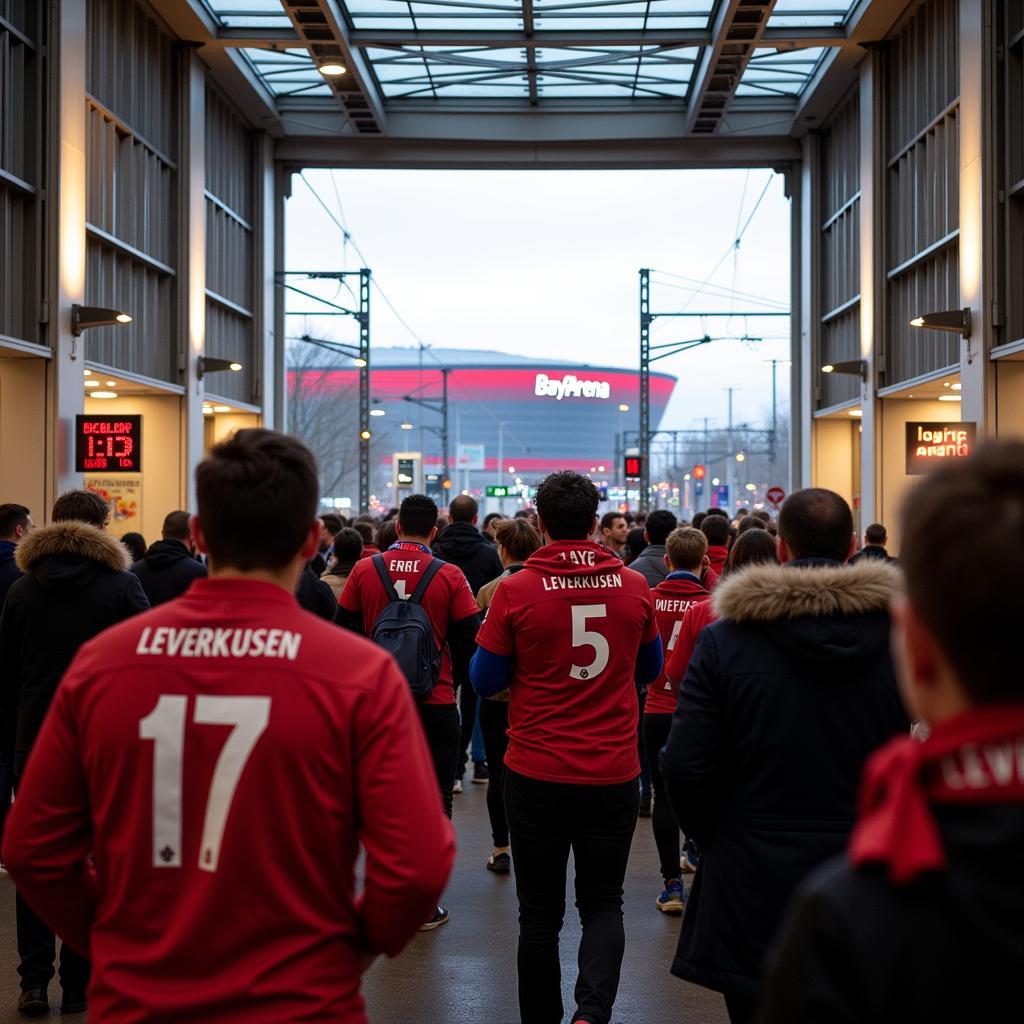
645, 574, 712, 714
476, 540, 658, 785
3, 578, 455, 1024
338, 545, 480, 706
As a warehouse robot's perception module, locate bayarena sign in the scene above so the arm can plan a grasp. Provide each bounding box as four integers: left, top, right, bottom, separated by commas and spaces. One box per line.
534, 372, 611, 401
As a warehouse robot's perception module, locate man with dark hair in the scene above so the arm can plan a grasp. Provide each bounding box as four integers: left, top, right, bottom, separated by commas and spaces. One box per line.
0, 504, 32, 608
848, 521, 896, 565
661, 487, 908, 1024
351, 519, 381, 560
627, 509, 678, 587
3, 430, 454, 1024
700, 512, 732, 581
760, 441, 1024, 1022
482, 512, 505, 544
310, 514, 343, 577
471, 470, 663, 1024
0, 490, 150, 1015
598, 511, 629, 559
336, 492, 480, 929
432, 492, 502, 790
130, 511, 207, 606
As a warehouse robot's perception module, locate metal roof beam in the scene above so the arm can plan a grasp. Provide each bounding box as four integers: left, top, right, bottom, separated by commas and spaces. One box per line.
278, 0, 385, 134
685, 0, 779, 136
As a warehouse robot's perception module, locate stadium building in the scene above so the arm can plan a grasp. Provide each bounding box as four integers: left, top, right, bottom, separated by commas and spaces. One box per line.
290, 348, 676, 506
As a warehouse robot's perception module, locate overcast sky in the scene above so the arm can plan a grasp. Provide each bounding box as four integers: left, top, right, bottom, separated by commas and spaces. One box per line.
285, 168, 792, 432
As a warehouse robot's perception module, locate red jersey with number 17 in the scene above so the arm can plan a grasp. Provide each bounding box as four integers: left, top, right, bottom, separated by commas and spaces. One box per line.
3, 578, 455, 1024
338, 544, 480, 705
645, 573, 712, 714
476, 540, 658, 785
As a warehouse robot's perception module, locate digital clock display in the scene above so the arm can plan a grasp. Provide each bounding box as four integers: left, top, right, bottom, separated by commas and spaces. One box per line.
75, 416, 142, 473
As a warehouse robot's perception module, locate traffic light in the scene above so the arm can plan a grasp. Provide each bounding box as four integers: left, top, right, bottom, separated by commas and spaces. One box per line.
624, 455, 643, 480
693, 464, 706, 480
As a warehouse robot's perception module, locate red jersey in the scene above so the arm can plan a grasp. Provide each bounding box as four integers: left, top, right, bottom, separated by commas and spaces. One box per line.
476, 540, 658, 785
665, 597, 718, 688
706, 544, 729, 579
338, 543, 480, 705
3, 578, 455, 1024
645, 573, 712, 714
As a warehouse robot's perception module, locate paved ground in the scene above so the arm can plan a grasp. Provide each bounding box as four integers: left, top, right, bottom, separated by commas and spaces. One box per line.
0, 781, 727, 1023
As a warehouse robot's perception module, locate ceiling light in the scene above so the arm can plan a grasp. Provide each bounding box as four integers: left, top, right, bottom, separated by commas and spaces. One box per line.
848, 409, 863, 418
369, 408, 386, 417
318, 62, 347, 77
91, 391, 117, 399
943, 382, 951, 388
401, 421, 413, 430
202, 407, 213, 416
213, 405, 231, 413
951, 382, 962, 391
84, 369, 92, 377
938, 394, 962, 402
909, 308, 972, 337
84, 380, 99, 388
105, 380, 117, 388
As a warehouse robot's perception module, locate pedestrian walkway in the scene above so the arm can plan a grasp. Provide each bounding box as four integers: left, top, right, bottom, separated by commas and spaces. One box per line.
0, 782, 728, 1023
362, 782, 729, 1024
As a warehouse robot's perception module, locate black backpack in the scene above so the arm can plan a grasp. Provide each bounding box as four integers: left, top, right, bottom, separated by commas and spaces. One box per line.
370, 554, 445, 701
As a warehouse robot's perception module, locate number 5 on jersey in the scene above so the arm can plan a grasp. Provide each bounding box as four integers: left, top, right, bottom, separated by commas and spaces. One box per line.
570, 604, 609, 680
139, 695, 271, 872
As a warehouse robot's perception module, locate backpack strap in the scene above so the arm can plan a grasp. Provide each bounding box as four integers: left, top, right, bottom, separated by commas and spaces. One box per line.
408, 557, 445, 605
371, 553, 401, 603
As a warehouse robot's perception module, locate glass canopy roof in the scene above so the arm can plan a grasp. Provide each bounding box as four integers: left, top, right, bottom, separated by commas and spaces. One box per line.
204, 1, 858, 108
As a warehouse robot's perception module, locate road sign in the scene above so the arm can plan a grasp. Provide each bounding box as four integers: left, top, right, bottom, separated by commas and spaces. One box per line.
487, 485, 511, 498
457, 443, 486, 470
766, 486, 786, 508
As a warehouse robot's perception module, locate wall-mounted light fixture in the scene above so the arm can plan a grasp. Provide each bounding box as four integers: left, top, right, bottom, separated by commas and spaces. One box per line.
71, 305, 132, 336
909, 308, 972, 337
197, 357, 243, 380
821, 359, 867, 380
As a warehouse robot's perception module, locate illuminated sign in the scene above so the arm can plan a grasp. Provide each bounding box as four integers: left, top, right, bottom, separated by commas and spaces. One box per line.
624, 455, 643, 480
487, 485, 511, 497
75, 416, 141, 473
534, 373, 611, 401
396, 458, 415, 487
693, 464, 706, 480
905, 422, 976, 475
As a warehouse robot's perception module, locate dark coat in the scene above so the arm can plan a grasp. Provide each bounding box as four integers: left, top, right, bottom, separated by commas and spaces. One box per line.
0, 540, 23, 609
0, 521, 150, 772
848, 544, 897, 566
628, 543, 668, 587
296, 568, 337, 621
661, 558, 909, 999
758, 803, 1024, 1023
431, 521, 503, 595
130, 538, 207, 606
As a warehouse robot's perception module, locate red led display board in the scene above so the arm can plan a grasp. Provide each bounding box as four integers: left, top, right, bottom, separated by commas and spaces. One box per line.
624, 455, 643, 480
75, 415, 142, 473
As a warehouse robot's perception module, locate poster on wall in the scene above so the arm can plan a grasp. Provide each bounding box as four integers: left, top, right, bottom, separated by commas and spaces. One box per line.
85, 476, 142, 538
905, 422, 977, 476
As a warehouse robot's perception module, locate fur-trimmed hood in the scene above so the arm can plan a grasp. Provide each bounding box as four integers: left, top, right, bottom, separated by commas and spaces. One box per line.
713, 559, 902, 625
16, 520, 132, 576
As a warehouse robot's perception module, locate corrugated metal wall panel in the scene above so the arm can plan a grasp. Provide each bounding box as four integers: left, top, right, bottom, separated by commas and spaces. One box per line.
0, 1, 42, 345
1000, 1, 1024, 344
819, 89, 861, 409
884, 0, 960, 385
204, 301, 253, 404
85, 0, 178, 381
206, 203, 252, 312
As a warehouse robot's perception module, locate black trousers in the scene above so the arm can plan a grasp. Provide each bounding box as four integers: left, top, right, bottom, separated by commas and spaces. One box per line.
642, 712, 681, 882
417, 703, 461, 820
725, 992, 758, 1024
637, 689, 651, 794
456, 680, 482, 778
477, 698, 510, 848
504, 769, 639, 1024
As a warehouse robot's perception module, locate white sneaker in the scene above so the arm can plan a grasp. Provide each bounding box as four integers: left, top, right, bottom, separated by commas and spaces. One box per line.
453, 779, 463, 794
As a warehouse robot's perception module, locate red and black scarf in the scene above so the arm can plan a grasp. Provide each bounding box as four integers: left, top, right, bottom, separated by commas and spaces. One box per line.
849, 704, 1024, 884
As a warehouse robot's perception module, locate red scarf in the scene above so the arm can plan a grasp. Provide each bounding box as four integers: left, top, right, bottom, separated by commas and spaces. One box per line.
849, 704, 1024, 884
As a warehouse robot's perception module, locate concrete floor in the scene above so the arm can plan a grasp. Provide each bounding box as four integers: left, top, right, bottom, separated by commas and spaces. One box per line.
0, 781, 727, 1023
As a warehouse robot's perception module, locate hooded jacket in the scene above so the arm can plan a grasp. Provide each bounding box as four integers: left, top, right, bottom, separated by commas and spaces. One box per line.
758, 802, 1024, 1023
627, 543, 669, 587
130, 538, 207, 607
660, 558, 909, 999
0, 539, 23, 608
0, 521, 150, 771
432, 521, 503, 595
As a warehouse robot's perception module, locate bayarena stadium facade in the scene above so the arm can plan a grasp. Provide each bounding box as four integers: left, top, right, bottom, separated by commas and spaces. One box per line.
293, 348, 677, 507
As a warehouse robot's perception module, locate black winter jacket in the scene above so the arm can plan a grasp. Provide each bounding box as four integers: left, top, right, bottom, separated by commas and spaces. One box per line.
0, 540, 22, 609
661, 558, 909, 1000
0, 521, 150, 772
759, 803, 1024, 1023
296, 568, 337, 620
432, 522, 503, 595
130, 538, 207, 606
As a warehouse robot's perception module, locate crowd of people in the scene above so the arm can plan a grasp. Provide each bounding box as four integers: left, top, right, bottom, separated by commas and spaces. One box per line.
0, 428, 1019, 1023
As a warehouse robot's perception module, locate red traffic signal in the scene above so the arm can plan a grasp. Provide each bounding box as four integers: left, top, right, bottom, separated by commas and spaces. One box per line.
693, 464, 706, 480
624, 455, 643, 479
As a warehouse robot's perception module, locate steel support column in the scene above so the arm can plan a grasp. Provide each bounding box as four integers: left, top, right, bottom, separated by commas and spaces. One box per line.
182, 51, 207, 511
47, 0, 88, 506
639, 268, 652, 515
358, 268, 371, 512
794, 150, 811, 495
959, 0, 995, 430
254, 133, 276, 427
272, 167, 291, 432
